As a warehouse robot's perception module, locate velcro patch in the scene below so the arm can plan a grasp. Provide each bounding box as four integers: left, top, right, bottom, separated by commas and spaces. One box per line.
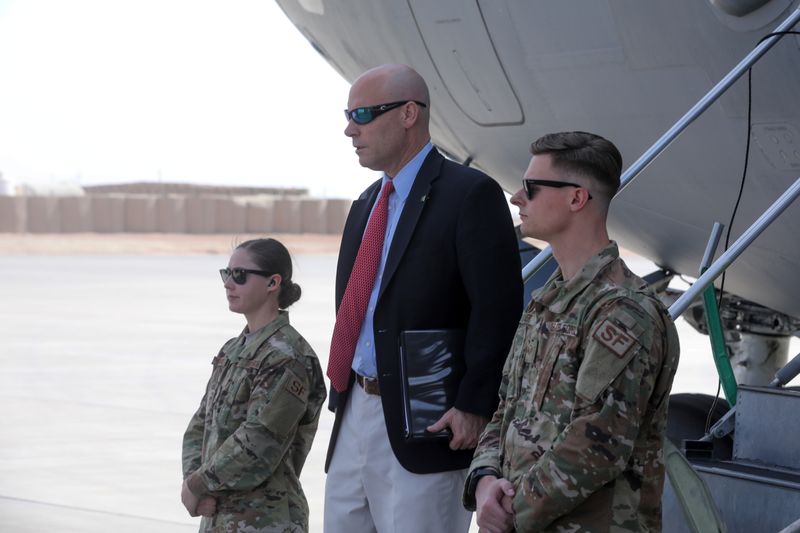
285, 375, 307, 401
592, 318, 635, 358
546, 321, 578, 336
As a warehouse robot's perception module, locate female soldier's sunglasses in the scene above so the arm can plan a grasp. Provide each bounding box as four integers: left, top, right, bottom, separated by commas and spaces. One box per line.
344, 100, 427, 125
523, 179, 593, 200
219, 267, 272, 285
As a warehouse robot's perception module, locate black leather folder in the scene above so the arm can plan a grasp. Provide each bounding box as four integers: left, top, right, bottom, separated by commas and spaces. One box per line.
398, 329, 465, 441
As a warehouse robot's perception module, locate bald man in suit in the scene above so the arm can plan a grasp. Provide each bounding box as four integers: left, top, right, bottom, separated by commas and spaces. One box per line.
324, 64, 522, 533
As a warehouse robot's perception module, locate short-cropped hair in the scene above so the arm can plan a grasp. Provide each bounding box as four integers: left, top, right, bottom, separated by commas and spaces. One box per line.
530, 131, 622, 200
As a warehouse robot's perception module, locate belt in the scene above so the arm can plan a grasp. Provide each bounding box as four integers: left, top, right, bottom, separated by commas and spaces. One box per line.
355, 373, 380, 395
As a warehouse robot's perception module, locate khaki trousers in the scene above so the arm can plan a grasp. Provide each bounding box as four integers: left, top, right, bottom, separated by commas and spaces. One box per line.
323, 383, 472, 533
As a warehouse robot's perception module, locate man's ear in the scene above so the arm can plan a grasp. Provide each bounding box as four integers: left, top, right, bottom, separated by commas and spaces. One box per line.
569, 187, 592, 211
401, 101, 420, 127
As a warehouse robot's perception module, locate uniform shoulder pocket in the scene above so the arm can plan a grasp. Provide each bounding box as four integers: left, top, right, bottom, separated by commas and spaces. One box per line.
256, 366, 309, 438
576, 303, 649, 404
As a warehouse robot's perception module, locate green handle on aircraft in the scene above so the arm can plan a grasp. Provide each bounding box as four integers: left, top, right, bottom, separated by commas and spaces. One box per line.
701, 269, 738, 406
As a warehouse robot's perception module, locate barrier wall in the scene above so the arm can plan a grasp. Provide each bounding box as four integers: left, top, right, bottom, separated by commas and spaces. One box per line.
60, 197, 93, 233
301, 199, 328, 234
157, 196, 186, 233
246, 198, 275, 233
27, 197, 61, 233
92, 196, 125, 233
273, 199, 302, 233
326, 199, 351, 234
0, 194, 353, 235
216, 198, 248, 234
0, 197, 26, 233
185, 197, 218, 233
125, 196, 158, 232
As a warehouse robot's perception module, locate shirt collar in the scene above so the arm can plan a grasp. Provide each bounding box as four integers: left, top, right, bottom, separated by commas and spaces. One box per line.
382, 142, 433, 202
534, 241, 620, 314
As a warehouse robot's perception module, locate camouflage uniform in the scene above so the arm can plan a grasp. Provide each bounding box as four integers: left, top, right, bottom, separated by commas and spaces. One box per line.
182, 311, 326, 533
466, 242, 680, 532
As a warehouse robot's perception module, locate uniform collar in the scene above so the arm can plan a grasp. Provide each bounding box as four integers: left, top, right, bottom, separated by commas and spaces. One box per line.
533, 241, 620, 314
228, 311, 290, 361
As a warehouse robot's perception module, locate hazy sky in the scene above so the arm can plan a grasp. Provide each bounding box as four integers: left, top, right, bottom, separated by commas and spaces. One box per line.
0, 0, 378, 199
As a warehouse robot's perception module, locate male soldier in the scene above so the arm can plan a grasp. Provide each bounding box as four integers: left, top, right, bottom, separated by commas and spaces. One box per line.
464, 131, 680, 532
324, 64, 522, 532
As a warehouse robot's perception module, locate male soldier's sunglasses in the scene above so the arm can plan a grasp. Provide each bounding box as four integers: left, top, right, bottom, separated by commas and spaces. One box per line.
523, 179, 593, 201
219, 267, 273, 285
344, 100, 427, 125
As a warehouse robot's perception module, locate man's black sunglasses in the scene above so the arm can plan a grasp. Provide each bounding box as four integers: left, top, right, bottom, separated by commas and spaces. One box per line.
344, 100, 427, 125
523, 179, 593, 200
219, 267, 272, 285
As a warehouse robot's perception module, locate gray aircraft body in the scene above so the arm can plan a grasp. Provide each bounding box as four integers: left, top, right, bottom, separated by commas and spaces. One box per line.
276, 1, 800, 531
277, 0, 800, 321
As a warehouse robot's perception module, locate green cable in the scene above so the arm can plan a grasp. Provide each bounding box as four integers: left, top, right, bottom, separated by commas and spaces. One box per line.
701, 269, 738, 405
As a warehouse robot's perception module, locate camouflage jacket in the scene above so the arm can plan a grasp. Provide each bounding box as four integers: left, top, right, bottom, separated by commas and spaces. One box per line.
467, 242, 680, 532
182, 311, 326, 533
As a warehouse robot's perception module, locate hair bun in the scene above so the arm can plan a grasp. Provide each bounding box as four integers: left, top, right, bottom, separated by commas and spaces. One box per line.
278, 280, 302, 309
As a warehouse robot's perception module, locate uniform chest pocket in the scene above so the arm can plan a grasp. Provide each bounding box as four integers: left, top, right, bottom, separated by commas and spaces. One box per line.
531, 330, 580, 412
505, 318, 534, 404
531, 337, 564, 411
207, 360, 260, 425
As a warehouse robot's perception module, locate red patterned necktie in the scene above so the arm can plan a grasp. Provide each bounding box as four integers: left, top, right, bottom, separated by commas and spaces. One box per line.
327, 179, 395, 392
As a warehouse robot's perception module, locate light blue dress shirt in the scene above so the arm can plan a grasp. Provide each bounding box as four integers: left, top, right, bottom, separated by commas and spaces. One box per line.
351, 142, 434, 378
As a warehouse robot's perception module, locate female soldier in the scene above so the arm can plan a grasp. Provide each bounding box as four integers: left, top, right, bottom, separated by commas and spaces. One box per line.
181, 238, 326, 532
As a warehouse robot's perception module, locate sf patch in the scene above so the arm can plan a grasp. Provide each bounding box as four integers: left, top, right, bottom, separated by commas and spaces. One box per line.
286, 374, 307, 400
593, 318, 636, 358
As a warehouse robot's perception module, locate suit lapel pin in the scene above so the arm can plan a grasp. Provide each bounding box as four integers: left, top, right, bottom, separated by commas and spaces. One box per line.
420, 194, 428, 203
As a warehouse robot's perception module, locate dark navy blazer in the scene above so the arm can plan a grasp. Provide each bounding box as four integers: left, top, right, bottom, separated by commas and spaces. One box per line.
325, 148, 523, 474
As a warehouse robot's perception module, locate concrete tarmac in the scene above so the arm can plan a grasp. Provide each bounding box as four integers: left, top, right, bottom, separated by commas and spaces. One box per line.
0, 253, 336, 532
0, 246, 785, 532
